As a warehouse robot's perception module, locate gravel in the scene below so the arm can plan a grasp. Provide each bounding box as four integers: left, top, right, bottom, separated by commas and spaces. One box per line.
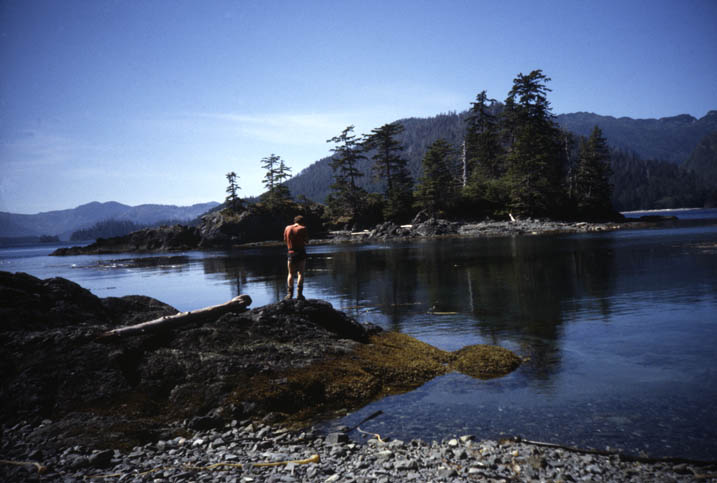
3, 418, 715, 482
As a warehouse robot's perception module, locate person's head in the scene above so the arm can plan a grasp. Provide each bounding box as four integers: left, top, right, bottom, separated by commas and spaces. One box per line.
294, 215, 304, 225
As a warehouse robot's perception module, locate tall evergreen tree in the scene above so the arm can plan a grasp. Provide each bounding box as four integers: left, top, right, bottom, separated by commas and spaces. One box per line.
225, 171, 242, 212
261, 154, 292, 208
414, 139, 458, 215
574, 126, 614, 218
462, 90, 507, 215
363, 122, 413, 221
464, 91, 503, 180
326, 125, 368, 224
502, 70, 566, 218
261, 153, 280, 193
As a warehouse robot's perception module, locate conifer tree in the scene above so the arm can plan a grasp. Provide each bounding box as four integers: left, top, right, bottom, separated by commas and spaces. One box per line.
414, 139, 458, 215
462, 90, 507, 214
225, 171, 242, 212
260, 154, 292, 209
502, 70, 566, 218
574, 126, 614, 218
465, 91, 502, 180
326, 125, 367, 224
363, 122, 413, 221
261, 153, 279, 193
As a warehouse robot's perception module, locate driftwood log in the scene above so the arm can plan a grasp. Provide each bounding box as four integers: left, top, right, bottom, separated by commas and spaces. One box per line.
98, 294, 252, 341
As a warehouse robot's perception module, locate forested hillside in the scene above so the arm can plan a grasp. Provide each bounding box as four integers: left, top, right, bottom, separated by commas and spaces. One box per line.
683, 131, 717, 188
286, 109, 717, 212
286, 112, 468, 203
609, 150, 704, 210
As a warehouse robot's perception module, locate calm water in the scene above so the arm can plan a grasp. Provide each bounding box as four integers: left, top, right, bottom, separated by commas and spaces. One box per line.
2, 210, 716, 460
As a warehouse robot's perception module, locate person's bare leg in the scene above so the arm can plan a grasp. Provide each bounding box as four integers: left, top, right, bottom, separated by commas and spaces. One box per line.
296, 260, 305, 300
285, 260, 294, 299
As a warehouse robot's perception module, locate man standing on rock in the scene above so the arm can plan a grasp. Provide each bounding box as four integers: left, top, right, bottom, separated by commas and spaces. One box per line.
283, 215, 308, 300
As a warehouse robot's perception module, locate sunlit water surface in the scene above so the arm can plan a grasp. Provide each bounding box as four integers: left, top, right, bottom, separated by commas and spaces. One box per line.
2, 210, 716, 460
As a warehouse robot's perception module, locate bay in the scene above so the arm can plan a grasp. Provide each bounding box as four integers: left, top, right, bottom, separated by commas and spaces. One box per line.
2, 208, 716, 460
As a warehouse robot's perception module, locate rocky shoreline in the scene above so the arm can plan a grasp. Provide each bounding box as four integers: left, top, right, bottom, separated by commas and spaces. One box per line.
50, 214, 644, 256
3, 417, 715, 482
3, 273, 716, 481
327, 217, 628, 243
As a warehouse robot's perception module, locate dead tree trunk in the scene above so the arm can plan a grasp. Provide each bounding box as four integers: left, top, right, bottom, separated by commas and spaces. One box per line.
98, 294, 252, 341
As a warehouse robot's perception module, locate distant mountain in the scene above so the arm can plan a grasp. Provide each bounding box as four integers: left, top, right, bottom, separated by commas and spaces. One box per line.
286, 110, 717, 210
556, 110, 717, 163
0, 201, 220, 239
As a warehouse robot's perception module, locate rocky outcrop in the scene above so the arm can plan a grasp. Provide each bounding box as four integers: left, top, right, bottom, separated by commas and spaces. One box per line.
51, 224, 201, 255
50, 208, 310, 254
198, 209, 285, 247
1, 271, 520, 452
330, 216, 623, 244
50, 207, 631, 255
0, 271, 380, 447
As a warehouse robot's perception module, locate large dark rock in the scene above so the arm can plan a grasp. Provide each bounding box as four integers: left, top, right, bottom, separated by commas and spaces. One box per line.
51, 225, 201, 255
1, 270, 520, 454
0, 272, 178, 421
0, 271, 380, 449
198, 209, 285, 247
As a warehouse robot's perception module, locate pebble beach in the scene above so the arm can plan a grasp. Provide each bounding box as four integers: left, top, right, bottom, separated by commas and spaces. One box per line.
3, 418, 715, 482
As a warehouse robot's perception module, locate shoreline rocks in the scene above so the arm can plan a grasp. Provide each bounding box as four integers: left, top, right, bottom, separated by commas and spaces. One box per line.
3, 271, 715, 481
3, 418, 714, 482
50, 214, 635, 256
1, 272, 519, 453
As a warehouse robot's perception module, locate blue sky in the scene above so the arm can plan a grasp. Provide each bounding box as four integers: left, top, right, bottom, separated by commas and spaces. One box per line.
1, 0, 716, 214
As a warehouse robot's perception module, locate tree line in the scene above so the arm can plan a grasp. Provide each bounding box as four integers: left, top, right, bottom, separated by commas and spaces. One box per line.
225, 70, 618, 228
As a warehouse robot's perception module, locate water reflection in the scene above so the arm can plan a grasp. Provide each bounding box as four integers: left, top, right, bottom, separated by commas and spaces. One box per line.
298, 236, 621, 385
3, 222, 716, 459
189, 229, 716, 403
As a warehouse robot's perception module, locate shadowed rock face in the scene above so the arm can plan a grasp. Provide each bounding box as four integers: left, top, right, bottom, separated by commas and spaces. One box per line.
0, 272, 383, 448
51, 225, 201, 255
0, 271, 520, 451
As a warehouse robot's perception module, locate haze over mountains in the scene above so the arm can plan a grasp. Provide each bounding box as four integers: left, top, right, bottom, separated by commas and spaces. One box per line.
0, 201, 219, 239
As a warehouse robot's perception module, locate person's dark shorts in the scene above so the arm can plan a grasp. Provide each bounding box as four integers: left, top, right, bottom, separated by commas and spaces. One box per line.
288, 249, 307, 263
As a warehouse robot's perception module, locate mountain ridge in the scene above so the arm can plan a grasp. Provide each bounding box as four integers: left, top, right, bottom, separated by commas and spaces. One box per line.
0, 201, 220, 239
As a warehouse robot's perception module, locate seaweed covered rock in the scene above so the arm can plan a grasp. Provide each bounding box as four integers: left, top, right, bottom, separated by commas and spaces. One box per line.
0, 271, 521, 451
